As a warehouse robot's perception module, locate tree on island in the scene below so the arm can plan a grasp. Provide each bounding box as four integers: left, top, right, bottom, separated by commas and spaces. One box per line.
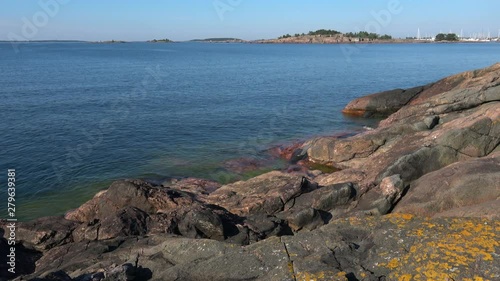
278, 34, 292, 39
149, 38, 172, 43
345, 31, 378, 40
307, 29, 342, 36
435, 33, 458, 42
277, 29, 393, 40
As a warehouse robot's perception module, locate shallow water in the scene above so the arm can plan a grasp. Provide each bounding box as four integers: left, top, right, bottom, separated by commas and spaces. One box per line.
1, 42, 499, 220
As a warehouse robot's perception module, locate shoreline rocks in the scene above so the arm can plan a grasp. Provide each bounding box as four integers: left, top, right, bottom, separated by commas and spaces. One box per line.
2, 63, 499, 281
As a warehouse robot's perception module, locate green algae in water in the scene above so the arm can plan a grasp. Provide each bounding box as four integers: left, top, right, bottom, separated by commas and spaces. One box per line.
17, 179, 112, 221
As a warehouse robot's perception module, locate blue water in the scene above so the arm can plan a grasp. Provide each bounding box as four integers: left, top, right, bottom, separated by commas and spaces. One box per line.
1, 42, 499, 220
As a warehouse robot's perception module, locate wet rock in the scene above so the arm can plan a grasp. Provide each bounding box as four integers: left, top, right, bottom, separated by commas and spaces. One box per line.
222, 157, 269, 174
161, 177, 221, 195
64, 180, 157, 223
269, 142, 305, 162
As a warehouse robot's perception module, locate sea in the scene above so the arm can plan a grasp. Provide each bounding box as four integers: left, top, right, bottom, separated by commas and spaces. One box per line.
1, 42, 499, 220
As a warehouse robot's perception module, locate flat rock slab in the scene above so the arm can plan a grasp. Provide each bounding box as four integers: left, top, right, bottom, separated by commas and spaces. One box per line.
394, 153, 500, 217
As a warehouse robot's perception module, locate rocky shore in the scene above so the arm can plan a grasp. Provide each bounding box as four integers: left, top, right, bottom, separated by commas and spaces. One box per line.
2, 63, 499, 281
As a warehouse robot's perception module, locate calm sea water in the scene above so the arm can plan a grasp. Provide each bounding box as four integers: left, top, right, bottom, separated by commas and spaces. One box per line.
1, 42, 499, 220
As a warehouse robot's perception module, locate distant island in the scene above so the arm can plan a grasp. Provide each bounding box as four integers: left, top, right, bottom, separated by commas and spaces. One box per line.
257, 29, 500, 44
148, 38, 173, 43
92, 40, 127, 44
255, 29, 405, 44
191, 38, 245, 43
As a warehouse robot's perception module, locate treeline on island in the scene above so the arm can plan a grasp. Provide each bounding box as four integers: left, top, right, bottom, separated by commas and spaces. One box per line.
278, 29, 392, 40
434, 33, 459, 42
148, 38, 173, 43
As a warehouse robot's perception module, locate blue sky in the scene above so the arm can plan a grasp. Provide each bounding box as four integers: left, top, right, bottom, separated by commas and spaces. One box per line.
1, 0, 499, 41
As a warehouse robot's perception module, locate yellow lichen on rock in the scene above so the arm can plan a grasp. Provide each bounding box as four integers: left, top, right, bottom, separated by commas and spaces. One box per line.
377, 216, 499, 280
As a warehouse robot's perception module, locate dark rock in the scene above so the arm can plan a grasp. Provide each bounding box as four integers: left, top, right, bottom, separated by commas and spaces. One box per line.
290, 147, 308, 164
0, 234, 42, 279
178, 208, 225, 241
98, 207, 149, 240
13, 216, 77, 251
64, 180, 156, 223
102, 263, 135, 281
423, 115, 440, 129
30, 270, 72, 281
63, 179, 242, 243
244, 215, 291, 242
276, 207, 323, 232
310, 182, 357, 211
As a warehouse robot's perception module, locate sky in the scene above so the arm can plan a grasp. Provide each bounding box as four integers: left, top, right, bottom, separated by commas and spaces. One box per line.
1, 0, 499, 41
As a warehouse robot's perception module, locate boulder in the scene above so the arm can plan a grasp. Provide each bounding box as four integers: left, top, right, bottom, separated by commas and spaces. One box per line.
64, 179, 242, 243
178, 208, 225, 241
98, 207, 149, 240
205, 171, 316, 216
305, 132, 387, 164
64, 180, 157, 223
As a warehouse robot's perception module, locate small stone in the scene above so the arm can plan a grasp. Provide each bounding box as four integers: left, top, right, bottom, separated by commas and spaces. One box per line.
423, 115, 440, 129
